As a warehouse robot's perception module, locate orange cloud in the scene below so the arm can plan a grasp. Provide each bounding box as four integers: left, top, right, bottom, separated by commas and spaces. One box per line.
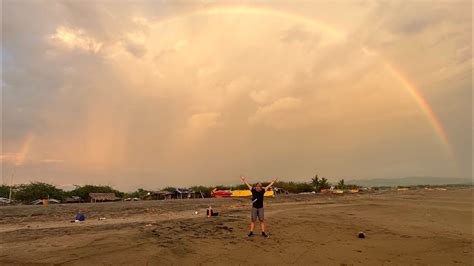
50, 26, 102, 53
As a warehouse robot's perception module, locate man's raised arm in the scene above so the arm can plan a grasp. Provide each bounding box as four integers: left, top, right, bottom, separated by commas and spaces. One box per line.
265, 178, 278, 191
240, 176, 252, 190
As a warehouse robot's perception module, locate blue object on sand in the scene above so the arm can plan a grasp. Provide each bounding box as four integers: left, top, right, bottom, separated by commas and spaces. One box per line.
75, 213, 85, 221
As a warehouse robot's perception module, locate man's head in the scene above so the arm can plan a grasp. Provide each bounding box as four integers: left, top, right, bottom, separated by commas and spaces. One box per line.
255, 182, 263, 191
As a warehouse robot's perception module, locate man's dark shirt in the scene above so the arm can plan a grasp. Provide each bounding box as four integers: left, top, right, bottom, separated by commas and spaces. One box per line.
251, 187, 265, 208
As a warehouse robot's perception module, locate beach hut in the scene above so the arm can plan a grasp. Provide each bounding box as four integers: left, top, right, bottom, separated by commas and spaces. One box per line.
175, 188, 198, 199
146, 191, 174, 200
89, 193, 120, 203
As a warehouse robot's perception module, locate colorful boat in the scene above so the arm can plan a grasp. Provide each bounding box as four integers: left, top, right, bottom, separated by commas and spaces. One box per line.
211, 190, 274, 197
230, 190, 274, 197
211, 190, 232, 197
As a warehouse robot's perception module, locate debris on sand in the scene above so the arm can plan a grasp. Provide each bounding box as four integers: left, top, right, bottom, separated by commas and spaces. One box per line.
358, 232, 366, 239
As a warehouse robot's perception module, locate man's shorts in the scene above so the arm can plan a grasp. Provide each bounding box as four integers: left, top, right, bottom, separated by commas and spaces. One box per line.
251, 207, 264, 222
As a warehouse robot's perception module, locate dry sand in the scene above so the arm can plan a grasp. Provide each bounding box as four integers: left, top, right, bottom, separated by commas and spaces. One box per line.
0, 188, 472, 265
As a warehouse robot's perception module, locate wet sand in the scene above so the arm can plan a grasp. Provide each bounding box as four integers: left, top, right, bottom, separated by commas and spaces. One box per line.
0, 188, 472, 265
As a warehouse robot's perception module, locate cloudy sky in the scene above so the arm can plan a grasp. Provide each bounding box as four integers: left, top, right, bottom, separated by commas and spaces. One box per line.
1, 0, 472, 190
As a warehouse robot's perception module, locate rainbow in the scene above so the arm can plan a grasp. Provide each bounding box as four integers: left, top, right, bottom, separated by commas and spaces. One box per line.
145, 6, 345, 40
384, 62, 453, 157
199, 6, 346, 40
14, 133, 34, 166
144, 5, 453, 157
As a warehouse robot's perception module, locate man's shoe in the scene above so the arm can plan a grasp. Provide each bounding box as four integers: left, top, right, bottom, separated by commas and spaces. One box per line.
247, 232, 254, 237
262, 232, 269, 238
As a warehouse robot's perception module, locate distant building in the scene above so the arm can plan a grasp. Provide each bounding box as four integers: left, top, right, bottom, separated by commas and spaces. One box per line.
143, 189, 202, 200
89, 193, 120, 203
175, 188, 200, 199
145, 191, 174, 200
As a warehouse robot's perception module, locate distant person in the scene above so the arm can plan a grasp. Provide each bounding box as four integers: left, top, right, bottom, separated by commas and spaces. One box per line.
71, 212, 85, 222
207, 206, 219, 217
240, 175, 277, 238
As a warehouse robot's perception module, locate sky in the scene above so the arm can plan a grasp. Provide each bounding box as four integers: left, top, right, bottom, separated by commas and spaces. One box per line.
1, 0, 472, 191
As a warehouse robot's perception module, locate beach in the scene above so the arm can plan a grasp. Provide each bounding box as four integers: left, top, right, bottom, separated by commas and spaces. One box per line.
0, 188, 472, 265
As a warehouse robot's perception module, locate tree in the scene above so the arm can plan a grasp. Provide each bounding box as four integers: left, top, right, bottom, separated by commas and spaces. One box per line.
311, 175, 320, 188
337, 179, 345, 190
68, 185, 122, 201
15, 182, 65, 203
214, 185, 231, 190
124, 188, 149, 199
319, 177, 330, 191
233, 184, 250, 190
0, 185, 10, 198
311, 175, 331, 192
162, 186, 177, 193
189, 186, 213, 197
296, 182, 314, 192
273, 181, 313, 193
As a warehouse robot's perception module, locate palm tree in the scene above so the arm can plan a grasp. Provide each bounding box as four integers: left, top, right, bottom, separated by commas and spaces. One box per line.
337, 179, 345, 190
311, 175, 320, 187
311, 175, 331, 192
320, 177, 330, 190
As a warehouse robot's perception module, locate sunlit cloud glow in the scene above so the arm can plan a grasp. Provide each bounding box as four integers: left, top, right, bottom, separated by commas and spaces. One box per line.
50, 26, 103, 53
2, 1, 470, 189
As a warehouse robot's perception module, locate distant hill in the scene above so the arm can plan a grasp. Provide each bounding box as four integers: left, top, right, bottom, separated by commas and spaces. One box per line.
345, 177, 472, 187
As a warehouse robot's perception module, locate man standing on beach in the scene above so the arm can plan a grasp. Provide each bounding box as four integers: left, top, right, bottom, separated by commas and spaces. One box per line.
240, 175, 277, 238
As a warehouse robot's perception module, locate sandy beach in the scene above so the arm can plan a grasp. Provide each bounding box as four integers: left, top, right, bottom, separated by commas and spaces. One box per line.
0, 188, 472, 265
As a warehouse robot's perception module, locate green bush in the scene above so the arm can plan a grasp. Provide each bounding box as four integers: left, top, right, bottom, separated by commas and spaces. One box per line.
3, 173, 367, 203
274, 181, 314, 193
68, 185, 122, 201
189, 186, 213, 197
311, 175, 331, 192
123, 188, 150, 199
162, 186, 177, 193
15, 182, 65, 203
214, 185, 231, 190
232, 184, 250, 190
0, 185, 11, 198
